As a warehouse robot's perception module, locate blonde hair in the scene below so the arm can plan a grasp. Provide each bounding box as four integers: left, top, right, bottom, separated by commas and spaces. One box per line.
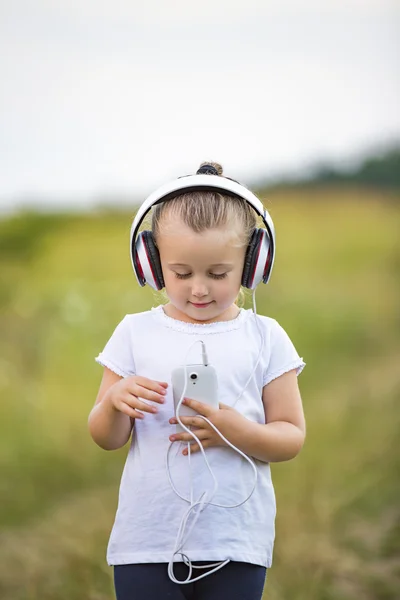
151, 162, 257, 247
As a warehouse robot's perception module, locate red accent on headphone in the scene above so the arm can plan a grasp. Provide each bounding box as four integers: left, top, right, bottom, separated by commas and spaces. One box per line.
263, 247, 271, 280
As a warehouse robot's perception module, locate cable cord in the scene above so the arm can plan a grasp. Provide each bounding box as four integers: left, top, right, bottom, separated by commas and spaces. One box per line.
166, 290, 265, 584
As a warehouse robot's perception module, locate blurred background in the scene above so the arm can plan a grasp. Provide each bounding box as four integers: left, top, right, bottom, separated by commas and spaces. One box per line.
0, 1, 399, 599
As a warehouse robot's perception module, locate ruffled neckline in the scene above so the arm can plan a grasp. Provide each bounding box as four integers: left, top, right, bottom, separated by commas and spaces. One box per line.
150, 305, 251, 334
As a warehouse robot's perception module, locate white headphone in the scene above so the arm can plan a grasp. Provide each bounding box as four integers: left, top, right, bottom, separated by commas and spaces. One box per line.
129, 169, 276, 290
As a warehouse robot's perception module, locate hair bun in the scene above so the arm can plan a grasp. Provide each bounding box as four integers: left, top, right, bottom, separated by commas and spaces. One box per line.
196, 162, 223, 176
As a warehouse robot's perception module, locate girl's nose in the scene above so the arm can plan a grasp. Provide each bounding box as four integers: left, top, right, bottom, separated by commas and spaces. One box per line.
191, 279, 209, 298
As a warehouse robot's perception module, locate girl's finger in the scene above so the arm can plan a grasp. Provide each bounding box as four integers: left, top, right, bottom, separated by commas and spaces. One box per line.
130, 375, 168, 390
170, 429, 208, 443
132, 385, 166, 403
120, 403, 145, 419
183, 440, 210, 455
169, 416, 204, 428
182, 397, 215, 416
124, 395, 160, 414
132, 409, 145, 420
128, 379, 167, 401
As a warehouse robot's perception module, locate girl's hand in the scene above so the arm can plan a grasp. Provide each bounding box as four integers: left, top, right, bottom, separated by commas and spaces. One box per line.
107, 375, 168, 420
168, 398, 246, 454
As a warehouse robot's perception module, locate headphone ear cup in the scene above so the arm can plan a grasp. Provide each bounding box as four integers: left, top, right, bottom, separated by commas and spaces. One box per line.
241, 229, 271, 289
134, 231, 165, 290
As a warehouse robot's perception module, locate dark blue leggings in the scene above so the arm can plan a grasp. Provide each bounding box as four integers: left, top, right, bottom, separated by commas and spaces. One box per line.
114, 561, 267, 600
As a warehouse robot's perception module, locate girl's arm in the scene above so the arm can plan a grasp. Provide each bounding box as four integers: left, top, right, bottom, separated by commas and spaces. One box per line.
251, 368, 306, 462
88, 368, 169, 451
169, 369, 305, 463
88, 368, 133, 451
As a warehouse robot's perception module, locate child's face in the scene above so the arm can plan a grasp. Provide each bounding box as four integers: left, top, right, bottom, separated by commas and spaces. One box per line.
156, 215, 246, 323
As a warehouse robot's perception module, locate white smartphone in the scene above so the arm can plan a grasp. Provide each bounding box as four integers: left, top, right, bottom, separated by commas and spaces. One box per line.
171, 363, 219, 433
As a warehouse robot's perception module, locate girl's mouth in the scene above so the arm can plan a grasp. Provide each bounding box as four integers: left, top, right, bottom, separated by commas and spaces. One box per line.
190, 302, 213, 308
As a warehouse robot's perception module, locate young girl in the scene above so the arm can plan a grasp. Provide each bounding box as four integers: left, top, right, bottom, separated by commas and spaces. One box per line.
88, 162, 306, 600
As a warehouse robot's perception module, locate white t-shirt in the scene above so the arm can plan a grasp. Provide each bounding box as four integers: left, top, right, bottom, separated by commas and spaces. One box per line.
95, 305, 305, 568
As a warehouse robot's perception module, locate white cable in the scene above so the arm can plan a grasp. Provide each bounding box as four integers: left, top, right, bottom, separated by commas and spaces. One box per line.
166, 290, 264, 584
167, 344, 233, 584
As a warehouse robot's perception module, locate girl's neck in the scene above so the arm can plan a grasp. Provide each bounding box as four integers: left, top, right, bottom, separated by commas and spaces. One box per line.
162, 303, 240, 325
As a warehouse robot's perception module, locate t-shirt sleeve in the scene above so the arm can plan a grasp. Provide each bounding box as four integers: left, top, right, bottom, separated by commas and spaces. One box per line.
263, 320, 306, 387
95, 316, 136, 378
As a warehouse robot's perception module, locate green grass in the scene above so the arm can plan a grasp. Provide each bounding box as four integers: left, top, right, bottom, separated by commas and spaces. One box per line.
0, 188, 399, 599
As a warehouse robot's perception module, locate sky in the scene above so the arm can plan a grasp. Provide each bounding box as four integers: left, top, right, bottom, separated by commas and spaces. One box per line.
1, 0, 399, 212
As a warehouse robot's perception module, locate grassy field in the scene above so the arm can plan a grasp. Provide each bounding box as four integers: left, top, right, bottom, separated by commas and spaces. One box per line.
0, 187, 399, 599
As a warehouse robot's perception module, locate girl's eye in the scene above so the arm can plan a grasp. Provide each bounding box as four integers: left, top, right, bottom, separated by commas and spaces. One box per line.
174, 272, 228, 280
